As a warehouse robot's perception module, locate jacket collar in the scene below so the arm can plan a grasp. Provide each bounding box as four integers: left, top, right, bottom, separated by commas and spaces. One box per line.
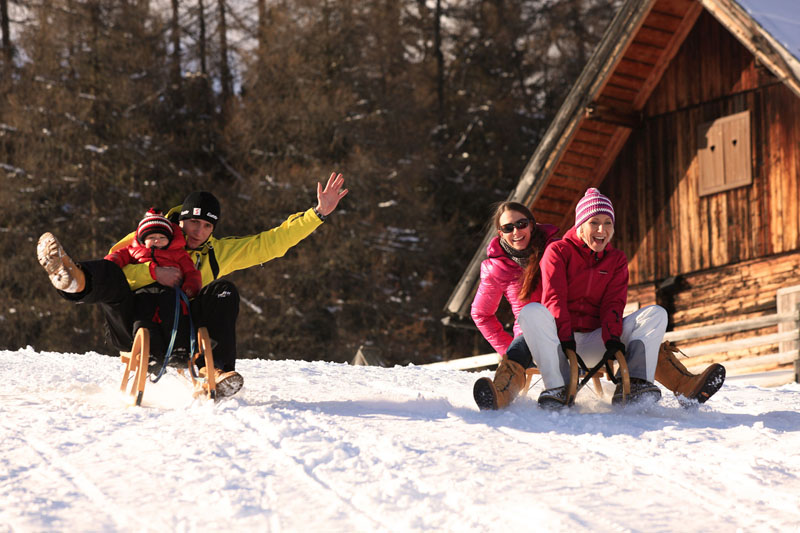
188, 236, 214, 253
564, 226, 612, 262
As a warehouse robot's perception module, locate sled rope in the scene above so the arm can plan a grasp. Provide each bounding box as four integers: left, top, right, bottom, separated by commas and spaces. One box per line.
149, 288, 197, 383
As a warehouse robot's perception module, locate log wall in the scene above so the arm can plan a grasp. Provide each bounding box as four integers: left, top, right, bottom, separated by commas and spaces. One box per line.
626, 251, 800, 369
629, 250, 800, 324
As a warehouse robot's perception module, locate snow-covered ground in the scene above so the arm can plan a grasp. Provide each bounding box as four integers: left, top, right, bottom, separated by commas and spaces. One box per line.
2, 348, 799, 532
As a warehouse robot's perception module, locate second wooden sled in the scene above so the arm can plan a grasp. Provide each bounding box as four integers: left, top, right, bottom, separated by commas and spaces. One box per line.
565, 349, 631, 406
120, 326, 217, 406
519, 349, 631, 405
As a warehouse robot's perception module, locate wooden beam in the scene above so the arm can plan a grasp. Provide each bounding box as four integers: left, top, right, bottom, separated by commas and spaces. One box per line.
584, 103, 642, 128
665, 311, 798, 342
510, 0, 658, 207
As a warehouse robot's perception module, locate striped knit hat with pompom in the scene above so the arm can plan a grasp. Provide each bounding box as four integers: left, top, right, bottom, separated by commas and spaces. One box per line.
136, 208, 173, 244
574, 188, 615, 228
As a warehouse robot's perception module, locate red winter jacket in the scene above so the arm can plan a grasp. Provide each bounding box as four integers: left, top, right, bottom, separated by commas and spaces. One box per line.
470, 224, 560, 354
104, 223, 202, 298
539, 226, 628, 344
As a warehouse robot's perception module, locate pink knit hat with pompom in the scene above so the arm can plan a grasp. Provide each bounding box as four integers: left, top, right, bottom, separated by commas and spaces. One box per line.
574, 188, 615, 228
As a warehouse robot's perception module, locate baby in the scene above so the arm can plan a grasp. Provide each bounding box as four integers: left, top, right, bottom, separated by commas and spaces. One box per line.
105, 208, 200, 298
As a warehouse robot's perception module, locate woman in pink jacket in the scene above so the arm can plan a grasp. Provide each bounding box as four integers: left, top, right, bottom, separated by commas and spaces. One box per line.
471, 202, 558, 410
470, 203, 560, 355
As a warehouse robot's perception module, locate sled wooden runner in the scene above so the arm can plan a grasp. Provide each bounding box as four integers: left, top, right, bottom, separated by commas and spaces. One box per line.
119, 326, 217, 406
187, 327, 217, 401
519, 349, 630, 405
119, 328, 151, 406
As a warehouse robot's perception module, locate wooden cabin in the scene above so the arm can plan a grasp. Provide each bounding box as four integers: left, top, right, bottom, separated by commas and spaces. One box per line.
445, 0, 800, 377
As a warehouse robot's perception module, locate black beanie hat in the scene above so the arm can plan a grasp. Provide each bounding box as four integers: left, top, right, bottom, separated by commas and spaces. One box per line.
137, 208, 174, 244
179, 191, 220, 226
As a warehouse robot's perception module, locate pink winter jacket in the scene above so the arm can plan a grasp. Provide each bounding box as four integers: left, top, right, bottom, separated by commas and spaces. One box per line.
470, 224, 560, 354
539, 226, 628, 344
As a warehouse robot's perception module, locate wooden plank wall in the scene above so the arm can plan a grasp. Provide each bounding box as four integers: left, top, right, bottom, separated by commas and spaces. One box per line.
627, 251, 800, 365
602, 11, 800, 291
670, 251, 800, 327
629, 250, 800, 324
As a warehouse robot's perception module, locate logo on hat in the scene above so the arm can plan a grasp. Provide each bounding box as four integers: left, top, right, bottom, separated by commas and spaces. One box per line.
179, 191, 221, 226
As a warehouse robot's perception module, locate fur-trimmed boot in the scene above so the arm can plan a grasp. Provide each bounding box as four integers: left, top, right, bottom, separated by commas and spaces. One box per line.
655, 341, 726, 404
37, 232, 85, 293
473, 359, 526, 410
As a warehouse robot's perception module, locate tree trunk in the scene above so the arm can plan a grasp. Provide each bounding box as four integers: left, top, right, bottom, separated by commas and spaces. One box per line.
434, 0, 444, 125
170, 0, 181, 88
198, 0, 207, 74
257, 0, 266, 62
89, 2, 100, 98
170, 0, 183, 107
1, 0, 10, 65
217, 0, 232, 110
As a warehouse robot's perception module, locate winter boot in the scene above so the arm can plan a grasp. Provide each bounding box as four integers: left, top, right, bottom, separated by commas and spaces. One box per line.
612, 378, 661, 405
37, 232, 85, 293
473, 359, 526, 410
538, 386, 569, 410
199, 367, 244, 399
655, 341, 726, 404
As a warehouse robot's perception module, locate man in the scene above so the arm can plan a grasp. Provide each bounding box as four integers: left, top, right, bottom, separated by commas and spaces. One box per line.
37, 172, 348, 397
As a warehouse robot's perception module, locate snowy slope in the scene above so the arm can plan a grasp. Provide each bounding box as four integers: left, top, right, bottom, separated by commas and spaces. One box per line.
2, 348, 799, 532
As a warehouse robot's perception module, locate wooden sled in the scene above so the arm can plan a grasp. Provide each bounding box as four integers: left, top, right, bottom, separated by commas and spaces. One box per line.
565, 348, 631, 405
519, 349, 631, 405
119, 326, 217, 406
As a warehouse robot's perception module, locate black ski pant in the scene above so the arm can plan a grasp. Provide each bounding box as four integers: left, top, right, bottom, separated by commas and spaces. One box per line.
60, 259, 240, 371
190, 279, 239, 372
506, 334, 536, 369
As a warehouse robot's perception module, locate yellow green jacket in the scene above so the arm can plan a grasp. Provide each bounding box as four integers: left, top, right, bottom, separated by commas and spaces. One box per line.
109, 206, 324, 291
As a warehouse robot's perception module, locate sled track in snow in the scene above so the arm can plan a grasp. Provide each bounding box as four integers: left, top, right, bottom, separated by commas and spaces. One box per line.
10, 428, 163, 532
229, 405, 396, 532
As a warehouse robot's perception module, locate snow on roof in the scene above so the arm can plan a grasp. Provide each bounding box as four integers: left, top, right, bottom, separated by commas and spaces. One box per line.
735, 0, 800, 59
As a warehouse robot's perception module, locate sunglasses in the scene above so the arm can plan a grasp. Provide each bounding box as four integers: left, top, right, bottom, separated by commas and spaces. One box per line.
499, 219, 532, 233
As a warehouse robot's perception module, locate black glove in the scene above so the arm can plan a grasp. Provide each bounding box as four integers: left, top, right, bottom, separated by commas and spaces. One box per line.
604, 338, 626, 361
560, 338, 576, 354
